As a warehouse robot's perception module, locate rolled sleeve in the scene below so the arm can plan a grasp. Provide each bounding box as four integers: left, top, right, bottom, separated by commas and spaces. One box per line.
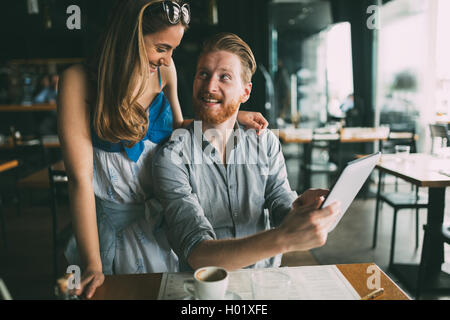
263, 131, 298, 226
152, 142, 215, 263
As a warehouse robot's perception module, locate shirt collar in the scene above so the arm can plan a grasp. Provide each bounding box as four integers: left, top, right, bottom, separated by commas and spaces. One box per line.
192, 121, 243, 157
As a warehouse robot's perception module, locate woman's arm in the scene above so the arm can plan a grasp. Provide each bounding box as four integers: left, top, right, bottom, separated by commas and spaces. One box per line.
57, 65, 104, 298
161, 60, 188, 129
236, 111, 269, 134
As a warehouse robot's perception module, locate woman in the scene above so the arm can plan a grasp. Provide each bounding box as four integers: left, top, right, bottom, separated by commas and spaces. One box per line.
57, 0, 268, 299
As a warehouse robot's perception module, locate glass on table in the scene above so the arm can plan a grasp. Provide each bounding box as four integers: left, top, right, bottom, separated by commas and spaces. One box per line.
251, 270, 292, 300
394, 145, 410, 163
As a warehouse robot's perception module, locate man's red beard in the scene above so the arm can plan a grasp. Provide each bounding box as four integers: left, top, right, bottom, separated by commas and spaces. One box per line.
193, 97, 240, 125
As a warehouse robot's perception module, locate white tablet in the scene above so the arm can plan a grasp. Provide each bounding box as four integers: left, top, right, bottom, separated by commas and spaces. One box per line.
321, 152, 381, 232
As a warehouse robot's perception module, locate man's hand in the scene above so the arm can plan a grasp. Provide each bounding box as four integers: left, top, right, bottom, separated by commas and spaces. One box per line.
278, 198, 341, 253
293, 188, 329, 207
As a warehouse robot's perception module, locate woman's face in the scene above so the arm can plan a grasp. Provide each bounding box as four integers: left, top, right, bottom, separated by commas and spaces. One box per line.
143, 25, 185, 73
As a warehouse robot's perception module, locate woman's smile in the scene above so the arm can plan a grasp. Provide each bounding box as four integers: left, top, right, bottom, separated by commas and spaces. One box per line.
149, 63, 159, 73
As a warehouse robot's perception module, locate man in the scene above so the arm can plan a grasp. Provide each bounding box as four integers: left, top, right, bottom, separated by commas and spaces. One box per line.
152, 33, 341, 271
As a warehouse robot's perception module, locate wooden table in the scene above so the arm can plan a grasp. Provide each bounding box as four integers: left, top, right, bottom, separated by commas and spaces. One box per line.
376, 154, 450, 296
435, 116, 450, 125
0, 104, 57, 112
16, 160, 65, 190
91, 263, 409, 300
0, 159, 19, 173
277, 127, 390, 144
0, 136, 60, 150
0, 105, 59, 151
277, 127, 390, 191
0, 159, 19, 247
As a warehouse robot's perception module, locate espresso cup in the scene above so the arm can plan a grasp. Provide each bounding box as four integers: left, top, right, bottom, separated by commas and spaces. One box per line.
183, 266, 229, 300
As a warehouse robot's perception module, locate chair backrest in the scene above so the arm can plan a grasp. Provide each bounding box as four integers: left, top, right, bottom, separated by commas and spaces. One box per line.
47, 161, 69, 281
429, 124, 449, 139
48, 161, 67, 187
429, 124, 449, 154
312, 127, 340, 144
9, 126, 46, 177
383, 127, 417, 154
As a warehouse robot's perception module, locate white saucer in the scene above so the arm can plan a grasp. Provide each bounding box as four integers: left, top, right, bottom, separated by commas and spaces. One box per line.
182, 291, 242, 300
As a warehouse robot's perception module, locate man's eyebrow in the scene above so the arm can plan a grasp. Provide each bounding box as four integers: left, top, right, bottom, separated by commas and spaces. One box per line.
196, 66, 236, 75
218, 67, 234, 73
198, 66, 234, 72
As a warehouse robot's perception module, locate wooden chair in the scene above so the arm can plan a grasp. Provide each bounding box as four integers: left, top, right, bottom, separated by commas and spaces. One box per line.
373, 169, 428, 267
381, 129, 417, 154
413, 125, 450, 298
0, 160, 20, 249
9, 126, 47, 178
415, 224, 450, 299
48, 161, 70, 280
380, 128, 417, 191
0, 192, 7, 249
16, 161, 70, 279
373, 182, 428, 263
372, 127, 425, 255
299, 129, 340, 191
429, 124, 449, 154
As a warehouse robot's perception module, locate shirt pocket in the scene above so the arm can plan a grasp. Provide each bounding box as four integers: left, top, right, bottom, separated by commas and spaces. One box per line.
258, 163, 270, 178
245, 163, 269, 189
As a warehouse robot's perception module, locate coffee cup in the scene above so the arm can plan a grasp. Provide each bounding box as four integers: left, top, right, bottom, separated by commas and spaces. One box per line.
183, 266, 229, 300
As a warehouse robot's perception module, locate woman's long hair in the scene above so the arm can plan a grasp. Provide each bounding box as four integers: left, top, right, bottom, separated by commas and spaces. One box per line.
88, 0, 187, 147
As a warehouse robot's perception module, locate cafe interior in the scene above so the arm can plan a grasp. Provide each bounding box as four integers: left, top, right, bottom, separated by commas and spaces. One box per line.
0, 0, 449, 300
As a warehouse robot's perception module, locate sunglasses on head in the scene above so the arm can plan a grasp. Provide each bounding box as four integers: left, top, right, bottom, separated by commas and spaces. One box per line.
151, 1, 190, 25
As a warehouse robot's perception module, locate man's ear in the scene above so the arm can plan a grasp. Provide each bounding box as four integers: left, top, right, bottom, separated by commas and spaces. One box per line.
240, 82, 253, 104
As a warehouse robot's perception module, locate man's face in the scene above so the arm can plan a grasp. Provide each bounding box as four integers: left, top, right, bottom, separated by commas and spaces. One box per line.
193, 50, 252, 125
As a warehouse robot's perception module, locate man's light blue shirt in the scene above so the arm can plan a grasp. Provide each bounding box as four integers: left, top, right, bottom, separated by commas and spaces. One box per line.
152, 121, 298, 271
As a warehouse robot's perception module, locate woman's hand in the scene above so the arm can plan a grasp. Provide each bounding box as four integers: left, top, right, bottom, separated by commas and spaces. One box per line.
75, 267, 105, 299
237, 111, 269, 135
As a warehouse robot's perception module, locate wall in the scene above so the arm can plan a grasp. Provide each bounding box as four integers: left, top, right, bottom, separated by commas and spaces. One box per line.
0, 0, 379, 130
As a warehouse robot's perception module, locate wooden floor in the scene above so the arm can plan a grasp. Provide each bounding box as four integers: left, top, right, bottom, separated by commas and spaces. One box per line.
0, 188, 72, 299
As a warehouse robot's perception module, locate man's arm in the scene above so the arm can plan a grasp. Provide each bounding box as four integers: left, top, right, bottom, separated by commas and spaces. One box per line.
153, 132, 341, 271
188, 200, 341, 271
152, 136, 216, 264
152, 135, 289, 270
263, 130, 298, 226
187, 131, 340, 270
